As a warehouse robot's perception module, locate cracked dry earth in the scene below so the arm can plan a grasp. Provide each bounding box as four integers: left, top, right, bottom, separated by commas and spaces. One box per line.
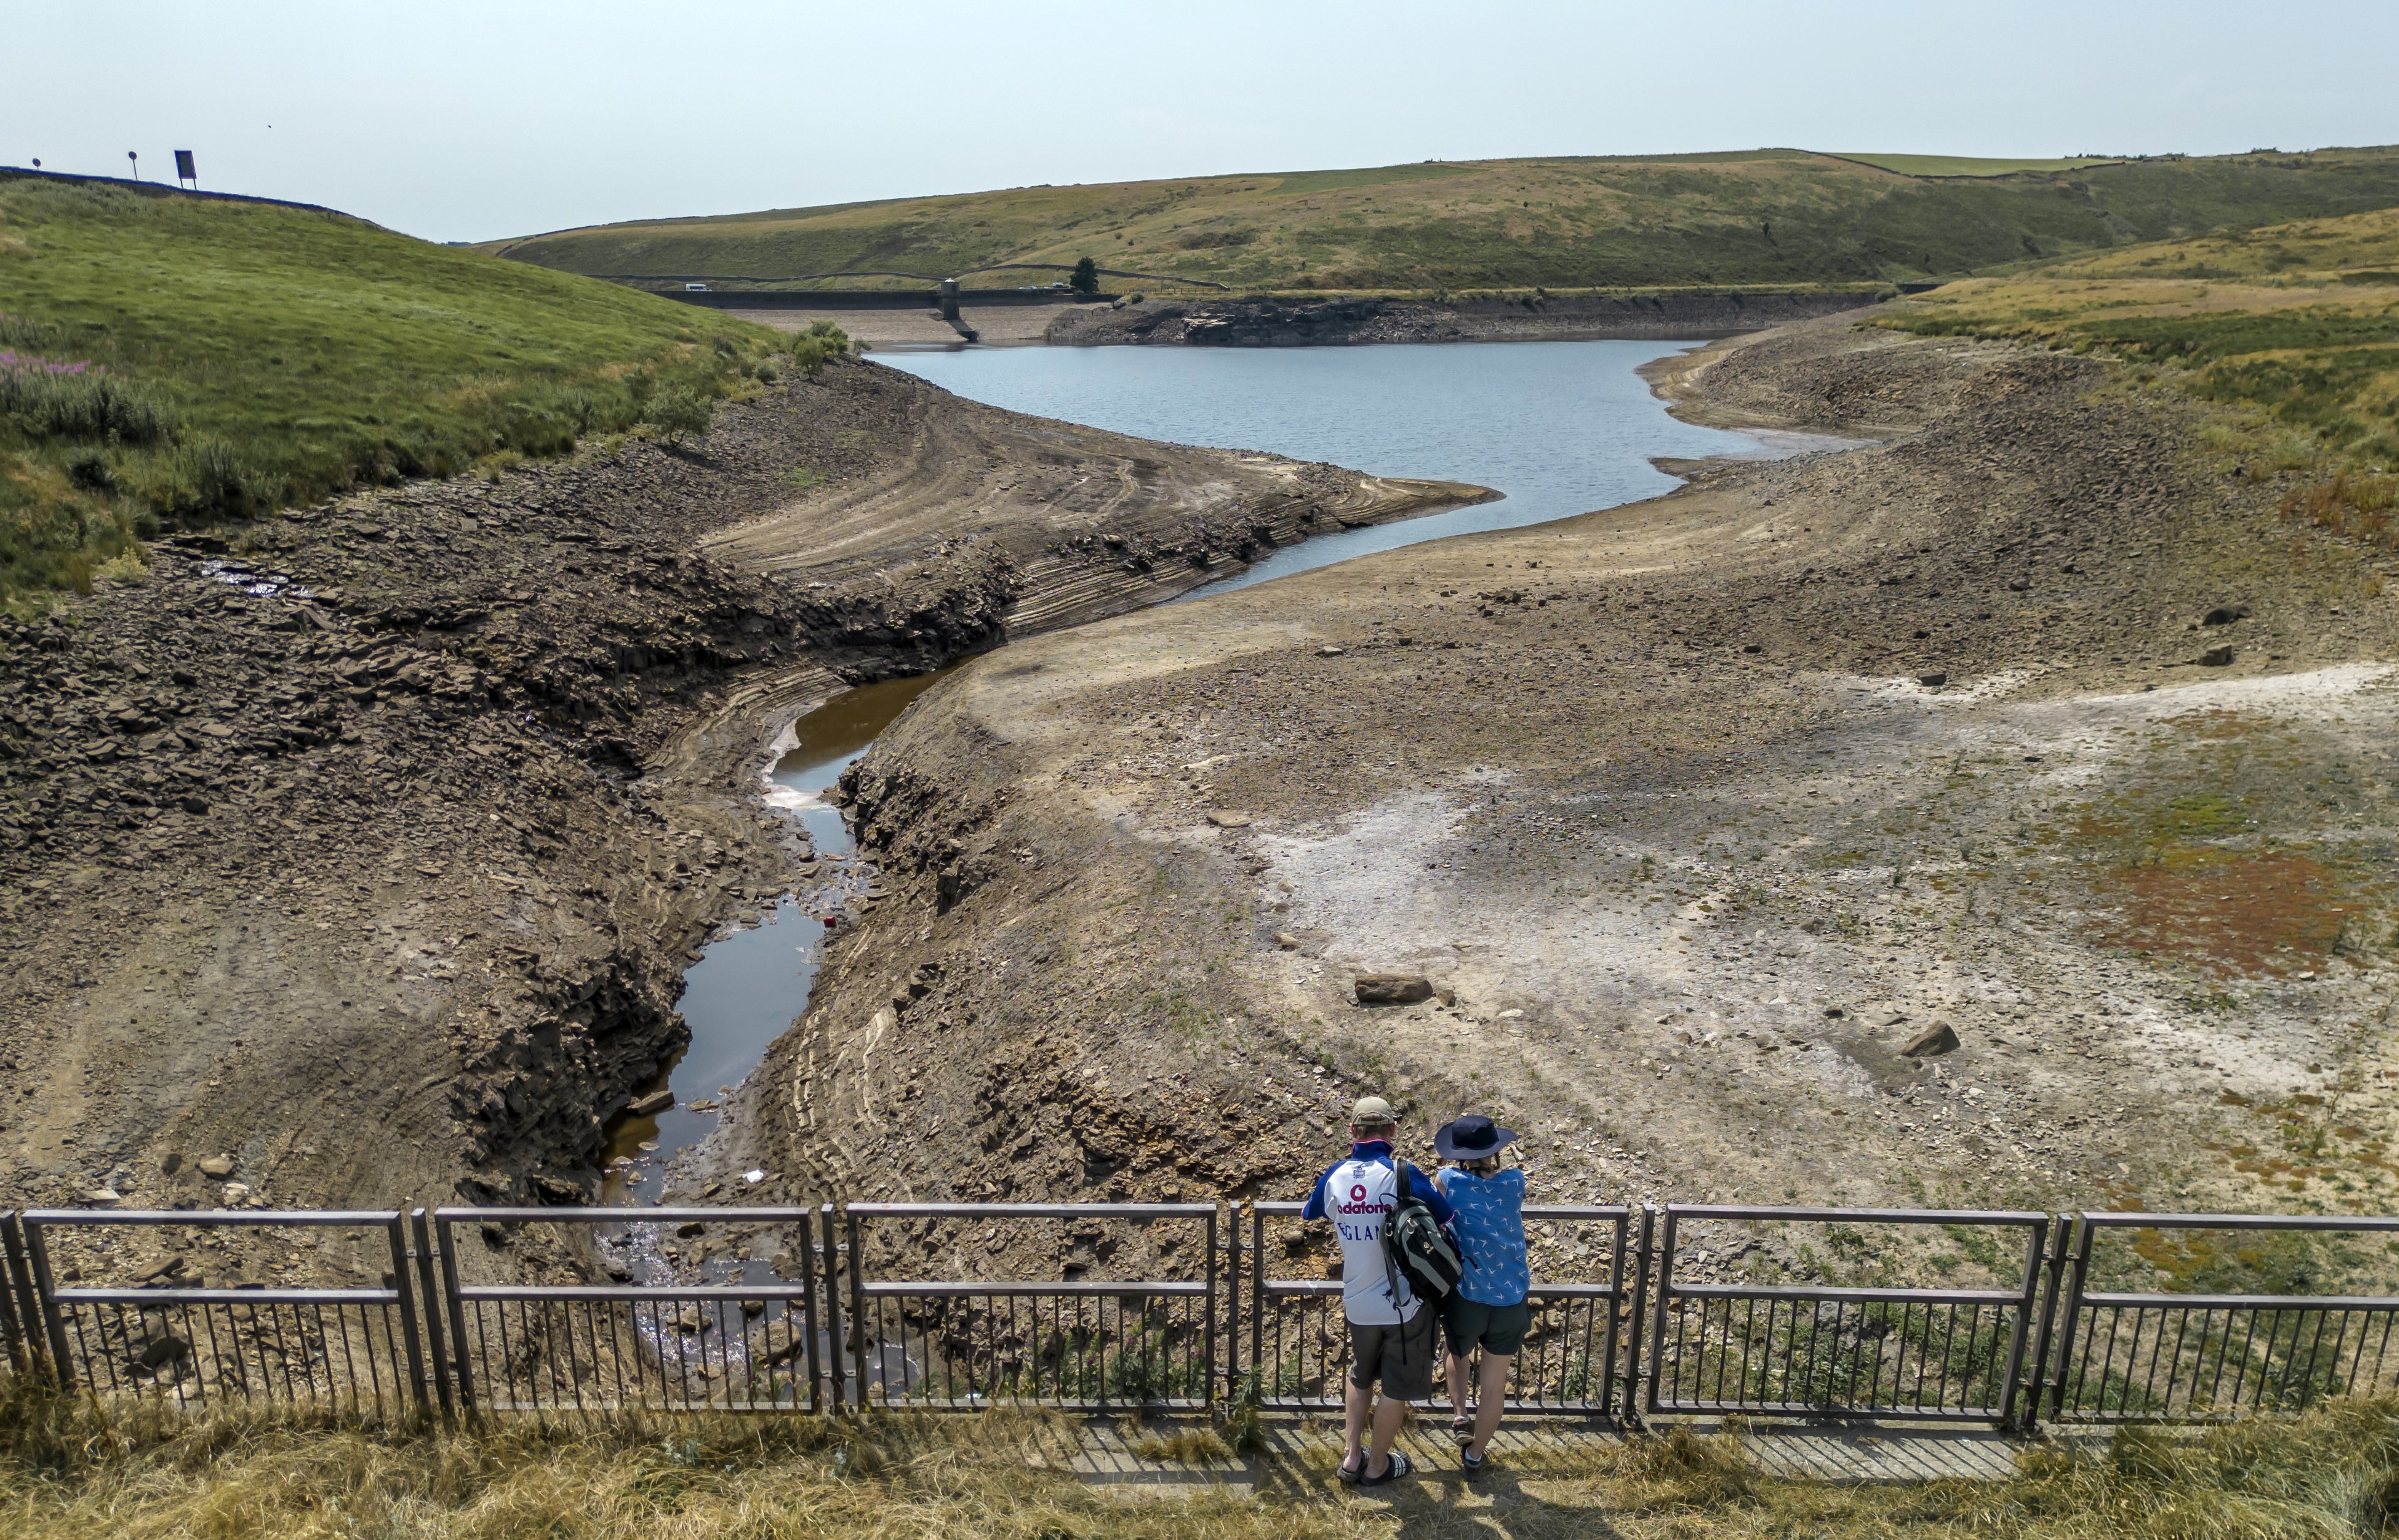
759, 312, 2399, 1289
0, 358, 1474, 1291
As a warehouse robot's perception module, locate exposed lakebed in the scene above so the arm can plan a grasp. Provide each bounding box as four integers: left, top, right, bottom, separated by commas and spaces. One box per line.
606, 338, 1824, 1207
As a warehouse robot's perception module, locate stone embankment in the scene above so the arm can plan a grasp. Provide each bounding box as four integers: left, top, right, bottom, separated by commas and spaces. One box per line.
1045, 291, 1879, 347
0, 360, 1481, 1239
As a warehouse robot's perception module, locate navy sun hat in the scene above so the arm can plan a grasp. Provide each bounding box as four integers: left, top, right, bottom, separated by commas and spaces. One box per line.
1433, 1114, 1518, 1161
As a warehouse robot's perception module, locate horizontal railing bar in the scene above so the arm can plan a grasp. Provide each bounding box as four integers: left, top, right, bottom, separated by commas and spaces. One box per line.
1668, 1283, 2024, 1305
2080, 1293, 2399, 1311
844, 1203, 1216, 1218
2079, 1212, 2399, 1234
435, 1207, 822, 1224
859, 1280, 1208, 1298
1521, 1205, 1633, 1220
1665, 1204, 2050, 1226
56, 1288, 400, 1306
1257, 1279, 1621, 1300
24, 1210, 400, 1227
1652, 1399, 2004, 1420
459, 1286, 815, 1302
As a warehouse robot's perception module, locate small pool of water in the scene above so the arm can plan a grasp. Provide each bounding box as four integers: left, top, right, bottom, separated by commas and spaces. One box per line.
600, 670, 954, 1204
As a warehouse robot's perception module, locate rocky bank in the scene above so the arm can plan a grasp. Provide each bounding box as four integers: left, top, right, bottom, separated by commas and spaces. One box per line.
0, 357, 1479, 1283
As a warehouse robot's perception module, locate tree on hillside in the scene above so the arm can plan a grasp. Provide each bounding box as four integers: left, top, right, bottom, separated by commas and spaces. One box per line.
1069, 257, 1099, 296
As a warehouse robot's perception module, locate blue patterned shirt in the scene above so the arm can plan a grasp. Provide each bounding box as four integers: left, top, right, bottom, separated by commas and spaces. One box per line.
1432, 1166, 1529, 1306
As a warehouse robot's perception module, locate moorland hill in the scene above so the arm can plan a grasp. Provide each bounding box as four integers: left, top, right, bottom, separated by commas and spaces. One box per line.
484, 146, 2399, 295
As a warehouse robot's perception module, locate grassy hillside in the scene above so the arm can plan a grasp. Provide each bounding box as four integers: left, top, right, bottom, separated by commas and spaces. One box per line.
1878, 204, 2399, 547
484, 146, 2399, 296
0, 172, 785, 599
1881, 205, 2399, 459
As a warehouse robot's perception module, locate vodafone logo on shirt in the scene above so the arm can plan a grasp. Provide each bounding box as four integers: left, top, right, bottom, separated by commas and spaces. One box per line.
1334, 1179, 1391, 1217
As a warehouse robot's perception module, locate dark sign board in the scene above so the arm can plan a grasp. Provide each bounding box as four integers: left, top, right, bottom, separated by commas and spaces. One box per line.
174, 150, 196, 182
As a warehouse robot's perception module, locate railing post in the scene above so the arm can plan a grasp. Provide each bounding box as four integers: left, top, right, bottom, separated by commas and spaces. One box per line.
1997, 1215, 2048, 1431
1249, 1201, 1266, 1399
1221, 1201, 1240, 1407
845, 1203, 870, 1409
433, 1211, 477, 1418
1, 1213, 41, 1377
410, 1210, 455, 1421
19, 1216, 73, 1391
798, 1203, 825, 1414
1622, 1205, 1655, 1424
1204, 1202, 1221, 1411
385, 1213, 431, 1414
1600, 1210, 1628, 1421
2042, 1214, 2094, 1420
1644, 1206, 1680, 1418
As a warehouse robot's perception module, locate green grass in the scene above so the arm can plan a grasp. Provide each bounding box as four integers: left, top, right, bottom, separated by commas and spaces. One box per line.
1876, 203, 2399, 474
1830, 153, 2130, 178
0, 172, 787, 600
482, 145, 2399, 298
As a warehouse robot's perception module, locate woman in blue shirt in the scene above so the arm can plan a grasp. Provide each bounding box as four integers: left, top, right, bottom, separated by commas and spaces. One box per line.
1432, 1114, 1528, 1477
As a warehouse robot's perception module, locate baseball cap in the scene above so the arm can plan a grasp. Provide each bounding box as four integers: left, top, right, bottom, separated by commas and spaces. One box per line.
1349, 1096, 1396, 1125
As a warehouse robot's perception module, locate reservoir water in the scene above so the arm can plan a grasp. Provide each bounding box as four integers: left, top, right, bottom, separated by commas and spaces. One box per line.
606, 339, 1820, 1205
879, 339, 1816, 595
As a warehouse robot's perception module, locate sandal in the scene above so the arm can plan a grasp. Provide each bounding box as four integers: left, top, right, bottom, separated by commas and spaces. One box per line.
1462, 1448, 1487, 1478
1337, 1453, 1364, 1485
1451, 1414, 1476, 1446
1359, 1449, 1413, 1488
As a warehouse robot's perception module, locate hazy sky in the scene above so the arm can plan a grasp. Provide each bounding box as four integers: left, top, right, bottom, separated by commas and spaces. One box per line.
10, 1, 2395, 244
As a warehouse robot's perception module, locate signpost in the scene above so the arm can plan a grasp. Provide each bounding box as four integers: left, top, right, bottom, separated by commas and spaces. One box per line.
175, 150, 197, 190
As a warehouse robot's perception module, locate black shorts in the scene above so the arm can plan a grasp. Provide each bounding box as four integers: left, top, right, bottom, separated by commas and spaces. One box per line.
1348, 1303, 1438, 1399
1443, 1295, 1531, 1358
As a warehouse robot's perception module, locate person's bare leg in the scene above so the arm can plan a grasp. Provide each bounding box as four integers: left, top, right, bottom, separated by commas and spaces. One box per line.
1469, 1352, 1513, 1457
1366, 1391, 1409, 1475
1342, 1375, 1371, 1475
1446, 1350, 1471, 1424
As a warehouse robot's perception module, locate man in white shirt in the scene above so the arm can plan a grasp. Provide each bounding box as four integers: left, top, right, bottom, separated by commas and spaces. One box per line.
1299, 1095, 1455, 1487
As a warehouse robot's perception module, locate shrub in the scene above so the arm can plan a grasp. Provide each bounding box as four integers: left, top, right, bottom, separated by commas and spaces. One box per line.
0, 366, 175, 445
645, 384, 712, 445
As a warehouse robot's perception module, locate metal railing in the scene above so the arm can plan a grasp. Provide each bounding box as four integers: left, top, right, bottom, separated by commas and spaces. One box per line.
1249, 1201, 1632, 1416
17, 1209, 428, 1416
2042, 1212, 2399, 1422
9, 1195, 2399, 1434
1642, 1206, 2051, 1426
840, 1202, 1217, 1412
434, 1206, 827, 1415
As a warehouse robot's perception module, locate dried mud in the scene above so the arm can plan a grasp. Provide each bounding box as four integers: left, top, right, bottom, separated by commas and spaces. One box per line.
0, 361, 1477, 1282
752, 313, 2399, 1291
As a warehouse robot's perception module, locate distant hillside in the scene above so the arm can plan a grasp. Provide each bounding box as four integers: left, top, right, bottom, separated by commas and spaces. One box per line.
1881, 204, 2399, 487
0, 171, 782, 598
483, 146, 2399, 295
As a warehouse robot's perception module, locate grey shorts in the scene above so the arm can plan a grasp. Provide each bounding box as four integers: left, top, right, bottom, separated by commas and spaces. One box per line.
1443, 1295, 1531, 1358
1348, 1303, 1438, 1399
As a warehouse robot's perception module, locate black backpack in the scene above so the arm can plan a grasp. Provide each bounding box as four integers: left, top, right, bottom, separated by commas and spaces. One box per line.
1382, 1162, 1464, 1306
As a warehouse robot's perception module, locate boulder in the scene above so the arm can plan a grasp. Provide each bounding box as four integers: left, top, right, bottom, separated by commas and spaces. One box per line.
2202, 605, 2249, 626
1206, 811, 1252, 828
1917, 671, 1948, 688
1356, 975, 1434, 1006
628, 1089, 673, 1117
197, 1154, 235, 1178
2199, 645, 2236, 667
1901, 1022, 1961, 1058
1274, 931, 1302, 950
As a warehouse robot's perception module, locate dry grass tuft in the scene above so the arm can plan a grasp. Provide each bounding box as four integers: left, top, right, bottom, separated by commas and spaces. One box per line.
9, 1370, 2399, 1539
